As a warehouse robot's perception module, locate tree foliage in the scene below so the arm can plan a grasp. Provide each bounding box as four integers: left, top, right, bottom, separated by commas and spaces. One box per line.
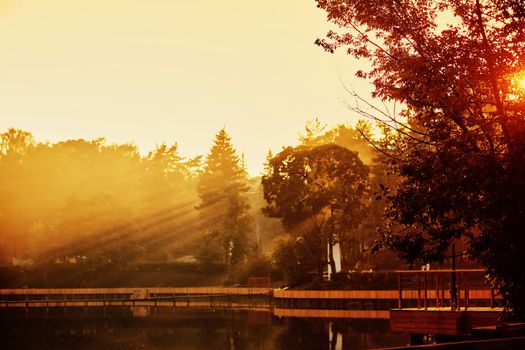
317, 0, 525, 317
197, 128, 253, 266
262, 144, 369, 276
272, 235, 315, 286
0, 129, 200, 266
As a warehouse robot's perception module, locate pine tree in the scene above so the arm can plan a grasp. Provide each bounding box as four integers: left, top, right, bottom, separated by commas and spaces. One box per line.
298, 118, 327, 147
262, 149, 274, 175
197, 128, 252, 265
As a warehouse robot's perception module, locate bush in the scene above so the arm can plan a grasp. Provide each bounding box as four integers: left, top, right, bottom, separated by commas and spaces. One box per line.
229, 251, 270, 285
272, 236, 316, 287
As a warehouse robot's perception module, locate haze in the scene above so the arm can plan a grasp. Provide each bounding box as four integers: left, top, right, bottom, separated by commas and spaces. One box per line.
0, 0, 372, 174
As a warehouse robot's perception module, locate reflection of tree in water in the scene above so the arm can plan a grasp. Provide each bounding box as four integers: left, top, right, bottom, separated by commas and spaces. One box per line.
274, 318, 329, 350
195, 312, 221, 347
334, 319, 408, 350
275, 318, 408, 350
143, 309, 276, 349
1, 308, 282, 350
0, 308, 407, 350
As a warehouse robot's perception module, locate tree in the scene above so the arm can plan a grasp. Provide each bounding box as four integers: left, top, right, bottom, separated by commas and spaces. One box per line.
262, 144, 369, 277
299, 118, 328, 147
316, 0, 525, 317
197, 128, 252, 266
138, 142, 200, 260
299, 121, 399, 269
141, 143, 195, 215
272, 235, 314, 286
0, 129, 36, 260
196, 230, 224, 271
222, 189, 252, 265
0, 128, 35, 158
0, 129, 207, 269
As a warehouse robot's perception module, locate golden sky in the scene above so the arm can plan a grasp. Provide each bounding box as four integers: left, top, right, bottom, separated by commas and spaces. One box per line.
0, 0, 373, 174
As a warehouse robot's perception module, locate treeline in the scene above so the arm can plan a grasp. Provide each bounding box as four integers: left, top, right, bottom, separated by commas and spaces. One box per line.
0, 121, 402, 286
261, 120, 403, 286
0, 129, 202, 266
0, 127, 281, 273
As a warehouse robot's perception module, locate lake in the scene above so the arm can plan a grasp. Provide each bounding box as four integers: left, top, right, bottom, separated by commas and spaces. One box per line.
1, 307, 408, 349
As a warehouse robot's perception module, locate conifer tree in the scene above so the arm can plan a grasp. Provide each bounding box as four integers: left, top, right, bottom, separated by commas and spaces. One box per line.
197, 128, 252, 265
262, 149, 274, 175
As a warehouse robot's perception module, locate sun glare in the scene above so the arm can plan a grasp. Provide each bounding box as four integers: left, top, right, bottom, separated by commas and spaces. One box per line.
513, 71, 525, 91
518, 76, 525, 91
509, 72, 525, 100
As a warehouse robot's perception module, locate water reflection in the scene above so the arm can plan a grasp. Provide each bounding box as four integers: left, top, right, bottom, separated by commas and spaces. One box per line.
1, 307, 408, 349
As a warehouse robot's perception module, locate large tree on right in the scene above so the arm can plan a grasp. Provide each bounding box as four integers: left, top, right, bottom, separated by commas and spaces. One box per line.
317, 0, 525, 318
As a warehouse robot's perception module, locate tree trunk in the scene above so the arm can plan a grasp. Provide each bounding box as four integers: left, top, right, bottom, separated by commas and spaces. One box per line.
328, 235, 337, 279
317, 257, 324, 280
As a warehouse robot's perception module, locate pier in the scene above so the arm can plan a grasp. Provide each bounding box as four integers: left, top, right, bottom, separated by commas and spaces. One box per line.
387, 269, 507, 346
0, 270, 499, 317
0, 287, 273, 310
0, 269, 512, 348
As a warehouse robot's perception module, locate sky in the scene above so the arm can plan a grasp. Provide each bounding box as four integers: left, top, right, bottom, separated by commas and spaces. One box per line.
0, 0, 375, 174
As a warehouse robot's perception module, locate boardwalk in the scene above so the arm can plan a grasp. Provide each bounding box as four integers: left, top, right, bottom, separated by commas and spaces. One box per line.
0, 287, 272, 310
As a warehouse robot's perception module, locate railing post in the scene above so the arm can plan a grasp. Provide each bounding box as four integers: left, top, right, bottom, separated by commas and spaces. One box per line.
457, 272, 461, 309
398, 272, 403, 310
450, 243, 458, 311
464, 271, 469, 310
424, 272, 428, 310
439, 273, 445, 307
417, 274, 421, 309
435, 273, 439, 307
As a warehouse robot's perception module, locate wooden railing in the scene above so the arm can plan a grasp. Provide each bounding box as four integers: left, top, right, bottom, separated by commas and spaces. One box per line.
0, 287, 273, 310
395, 269, 497, 311
0, 287, 272, 296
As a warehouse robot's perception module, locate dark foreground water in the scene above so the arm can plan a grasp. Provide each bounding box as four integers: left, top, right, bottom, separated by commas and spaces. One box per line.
0, 307, 408, 350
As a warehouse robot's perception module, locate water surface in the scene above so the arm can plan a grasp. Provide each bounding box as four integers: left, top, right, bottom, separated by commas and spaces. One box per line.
1, 307, 408, 349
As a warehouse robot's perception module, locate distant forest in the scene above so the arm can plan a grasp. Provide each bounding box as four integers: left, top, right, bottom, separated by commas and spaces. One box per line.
0, 120, 402, 286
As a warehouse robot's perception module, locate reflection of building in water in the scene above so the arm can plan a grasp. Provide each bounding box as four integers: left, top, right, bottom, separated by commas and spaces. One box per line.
12, 257, 34, 267
327, 243, 342, 280
132, 289, 148, 299
131, 306, 148, 317
329, 322, 343, 350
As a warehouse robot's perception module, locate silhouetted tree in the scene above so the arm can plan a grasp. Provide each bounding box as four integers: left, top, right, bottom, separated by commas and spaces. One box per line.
317, 0, 525, 317
298, 121, 399, 270
262, 144, 369, 277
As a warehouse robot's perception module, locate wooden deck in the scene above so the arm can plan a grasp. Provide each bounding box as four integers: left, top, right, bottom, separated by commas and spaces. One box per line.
390, 307, 504, 336
377, 336, 525, 350
387, 269, 506, 338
